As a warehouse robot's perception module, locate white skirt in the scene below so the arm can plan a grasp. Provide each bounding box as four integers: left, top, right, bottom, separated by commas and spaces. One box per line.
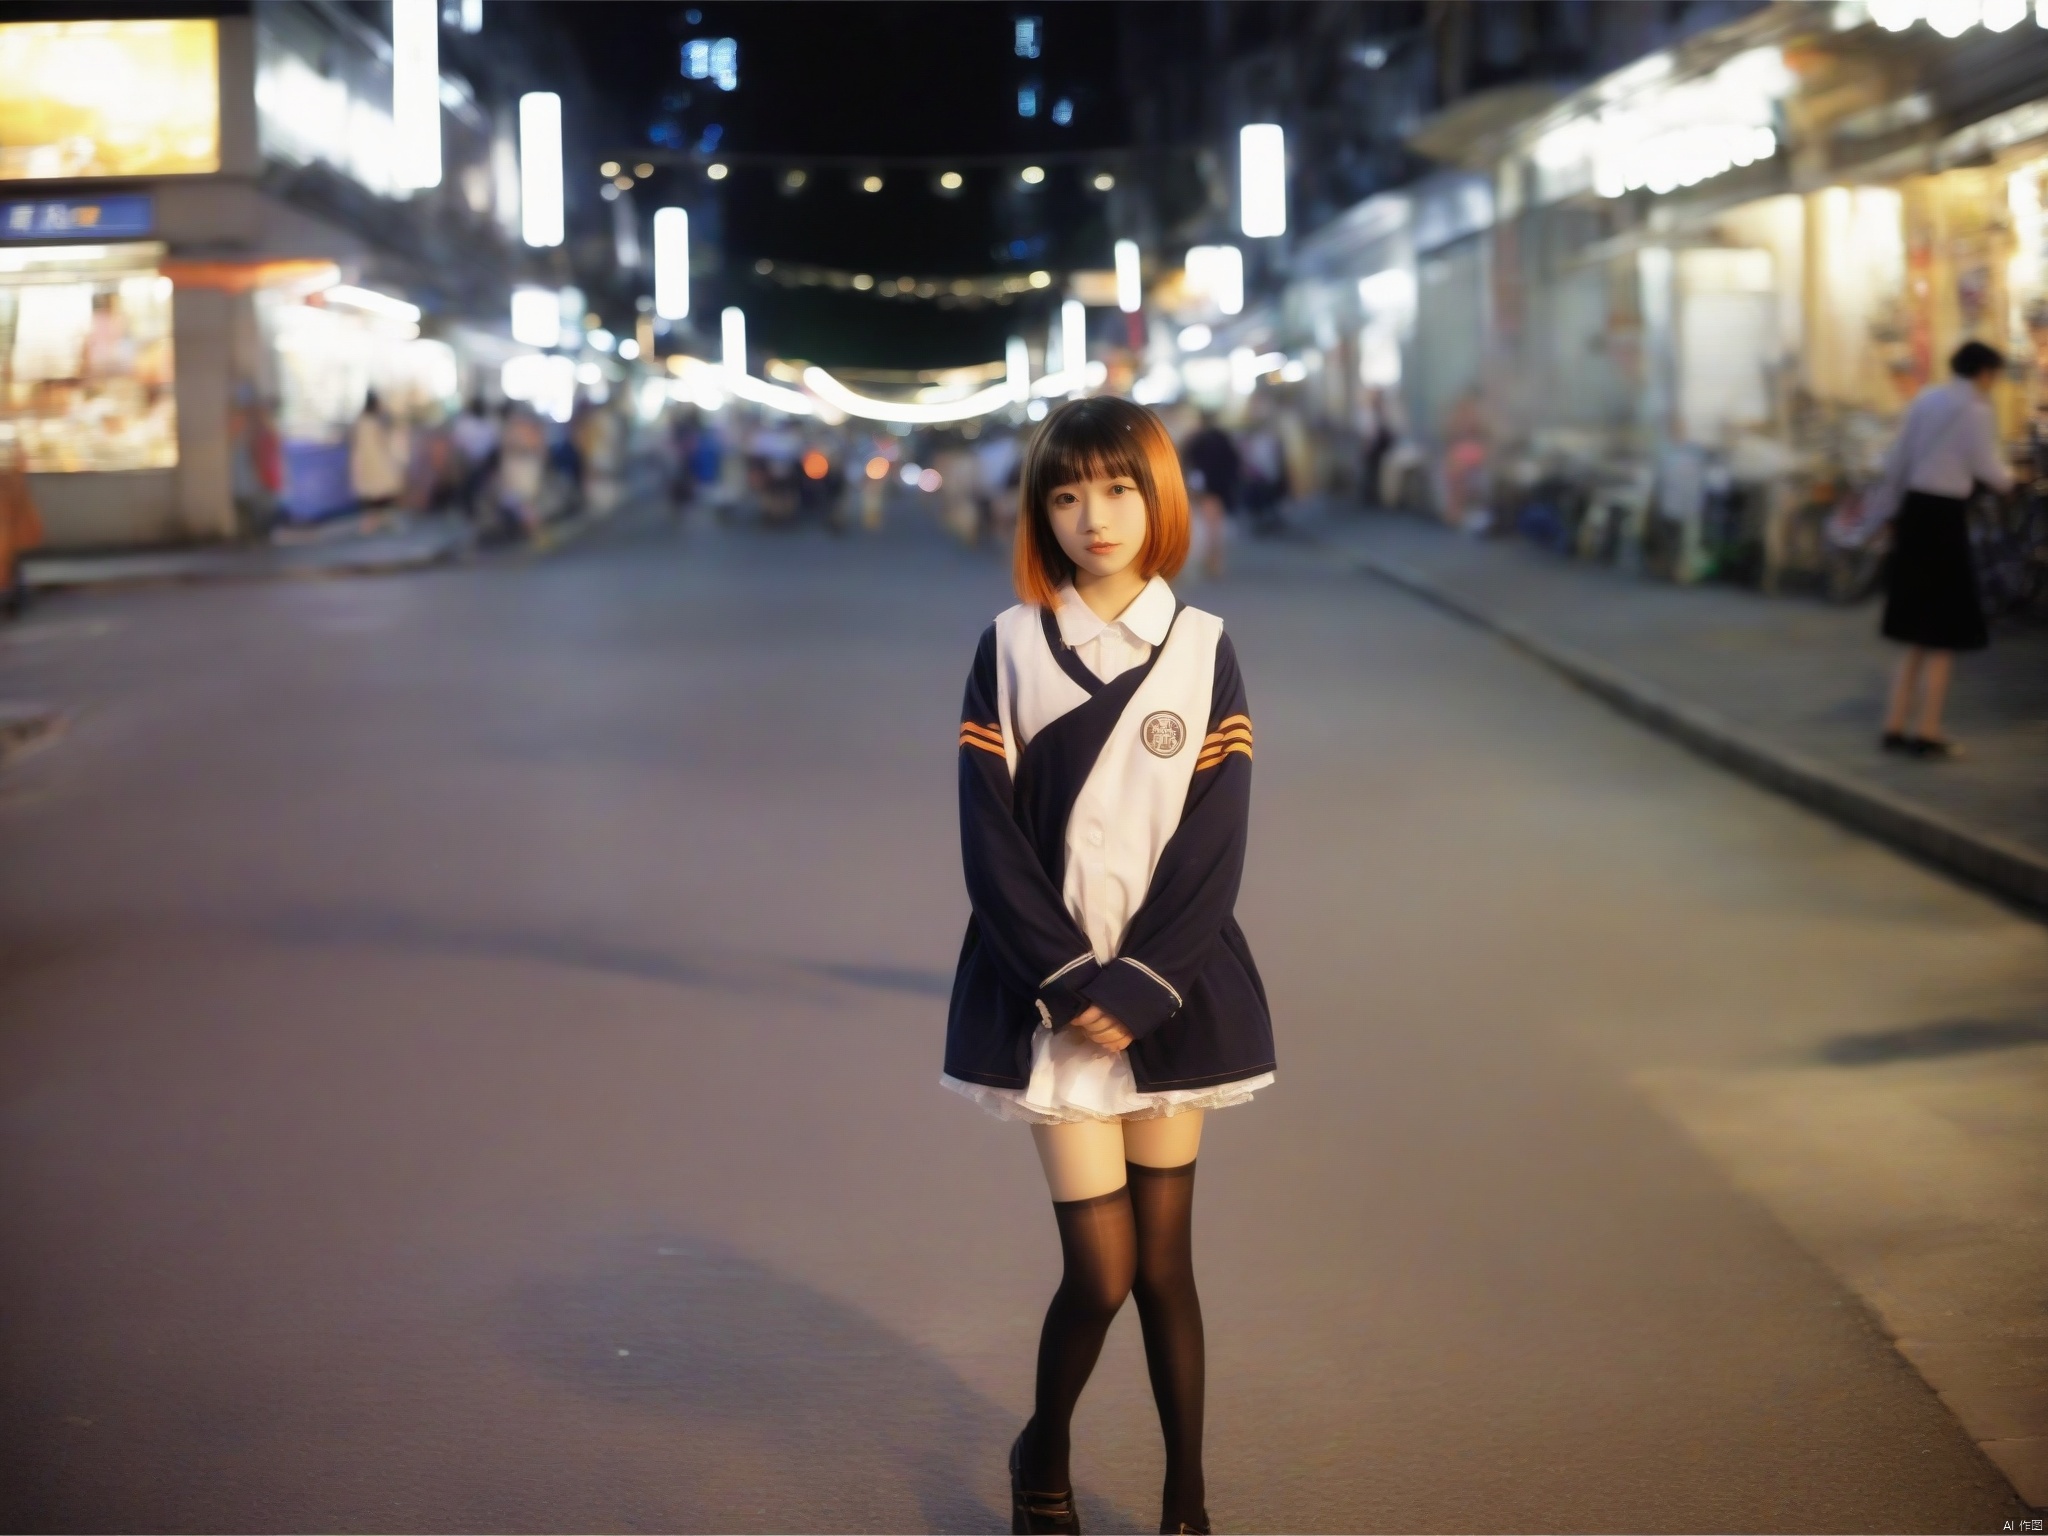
943, 1020, 1274, 1125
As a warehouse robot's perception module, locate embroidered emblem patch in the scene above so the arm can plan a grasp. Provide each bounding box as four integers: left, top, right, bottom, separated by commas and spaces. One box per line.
1141, 711, 1187, 757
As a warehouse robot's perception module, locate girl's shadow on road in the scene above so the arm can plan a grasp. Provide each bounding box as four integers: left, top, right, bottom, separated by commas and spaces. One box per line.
501, 1233, 1140, 1534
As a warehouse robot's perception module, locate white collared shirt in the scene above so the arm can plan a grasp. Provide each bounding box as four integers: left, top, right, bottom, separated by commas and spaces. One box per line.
1053, 576, 1177, 684
1876, 380, 2014, 517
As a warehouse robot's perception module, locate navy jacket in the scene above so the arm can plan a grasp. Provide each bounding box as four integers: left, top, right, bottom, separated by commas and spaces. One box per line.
944, 614, 1275, 1092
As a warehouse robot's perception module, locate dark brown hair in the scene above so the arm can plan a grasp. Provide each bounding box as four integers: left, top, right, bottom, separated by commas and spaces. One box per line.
1950, 340, 2005, 379
1012, 396, 1191, 607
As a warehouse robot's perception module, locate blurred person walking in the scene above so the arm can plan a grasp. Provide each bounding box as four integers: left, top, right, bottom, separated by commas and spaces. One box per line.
1440, 390, 1490, 533
1873, 341, 2014, 759
1358, 388, 1395, 508
450, 398, 501, 517
945, 398, 1274, 1536
0, 435, 44, 618
495, 405, 548, 541
228, 384, 281, 535
1181, 416, 1239, 579
348, 390, 407, 516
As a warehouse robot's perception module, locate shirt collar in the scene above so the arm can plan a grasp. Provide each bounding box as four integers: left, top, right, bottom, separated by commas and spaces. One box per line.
1054, 575, 1176, 647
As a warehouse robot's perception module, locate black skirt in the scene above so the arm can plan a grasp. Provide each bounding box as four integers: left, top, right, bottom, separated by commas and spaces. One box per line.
1882, 491, 1988, 652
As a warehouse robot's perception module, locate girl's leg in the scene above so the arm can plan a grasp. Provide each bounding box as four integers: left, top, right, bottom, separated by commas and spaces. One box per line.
1915, 649, 1954, 740
1020, 1120, 1137, 1494
1884, 647, 1923, 735
1124, 1112, 1209, 1532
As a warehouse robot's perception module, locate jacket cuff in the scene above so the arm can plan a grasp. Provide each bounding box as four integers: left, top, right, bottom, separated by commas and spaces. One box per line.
1037, 953, 1102, 1029
1079, 956, 1183, 1040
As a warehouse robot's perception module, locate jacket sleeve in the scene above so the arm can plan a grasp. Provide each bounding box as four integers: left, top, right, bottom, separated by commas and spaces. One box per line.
1078, 632, 1252, 1041
958, 624, 1104, 1025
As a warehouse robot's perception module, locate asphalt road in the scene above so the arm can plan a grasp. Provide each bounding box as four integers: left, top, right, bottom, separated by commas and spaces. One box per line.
1, 506, 2039, 1532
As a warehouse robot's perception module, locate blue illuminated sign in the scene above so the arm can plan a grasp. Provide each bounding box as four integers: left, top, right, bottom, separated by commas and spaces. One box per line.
0, 194, 154, 241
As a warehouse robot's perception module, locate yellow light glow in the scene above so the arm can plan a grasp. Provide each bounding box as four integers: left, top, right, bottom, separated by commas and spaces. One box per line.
0, 18, 220, 179
706, 162, 728, 180
634, 162, 653, 177
1028, 270, 1052, 288
865, 456, 889, 479
601, 160, 621, 177
852, 273, 874, 290
940, 170, 963, 190
1093, 172, 1115, 191
1021, 165, 1046, 184
862, 174, 884, 193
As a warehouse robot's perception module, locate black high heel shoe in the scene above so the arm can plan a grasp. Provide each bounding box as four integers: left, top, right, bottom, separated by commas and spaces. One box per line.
1160, 1515, 1211, 1535
1009, 1429, 1081, 1535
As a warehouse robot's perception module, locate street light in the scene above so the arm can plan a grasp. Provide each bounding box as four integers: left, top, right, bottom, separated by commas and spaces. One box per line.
1061, 299, 1086, 396
653, 207, 689, 320
1007, 336, 1031, 403
1186, 245, 1244, 316
722, 306, 747, 383
511, 286, 560, 347
519, 92, 564, 247
392, 0, 441, 190
1114, 239, 1142, 314
1240, 123, 1287, 238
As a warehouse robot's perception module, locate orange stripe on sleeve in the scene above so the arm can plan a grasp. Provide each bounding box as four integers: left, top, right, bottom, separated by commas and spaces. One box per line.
960, 721, 1004, 745
1195, 741, 1253, 771
959, 733, 1007, 759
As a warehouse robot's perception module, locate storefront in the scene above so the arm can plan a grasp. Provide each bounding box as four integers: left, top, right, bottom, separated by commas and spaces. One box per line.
0, 8, 538, 548
1479, 3, 2048, 586
0, 17, 231, 545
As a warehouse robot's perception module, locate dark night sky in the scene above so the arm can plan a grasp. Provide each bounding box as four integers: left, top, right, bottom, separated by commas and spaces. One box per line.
547, 2, 1152, 367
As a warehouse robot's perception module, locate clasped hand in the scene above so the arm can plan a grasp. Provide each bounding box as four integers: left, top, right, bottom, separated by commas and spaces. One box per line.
1070, 1004, 1133, 1053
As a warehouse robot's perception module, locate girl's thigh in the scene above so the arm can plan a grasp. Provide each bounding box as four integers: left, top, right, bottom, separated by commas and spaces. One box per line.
1123, 1109, 1203, 1169
1031, 1119, 1130, 1202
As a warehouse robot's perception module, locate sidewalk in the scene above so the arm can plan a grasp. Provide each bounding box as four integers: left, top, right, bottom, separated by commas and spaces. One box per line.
1323, 511, 2048, 912
20, 513, 474, 592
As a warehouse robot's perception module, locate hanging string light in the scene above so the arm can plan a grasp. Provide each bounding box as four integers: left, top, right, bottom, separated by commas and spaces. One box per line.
744, 259, 1065, 305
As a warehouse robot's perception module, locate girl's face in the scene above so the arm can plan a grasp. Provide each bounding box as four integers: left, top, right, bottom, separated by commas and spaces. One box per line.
1046, 472, 1148, 583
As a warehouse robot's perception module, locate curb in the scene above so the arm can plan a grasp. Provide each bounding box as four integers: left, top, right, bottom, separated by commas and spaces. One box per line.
23, 533, 471, 593
0, 701, 64, 765
1354, 551, 2048, 916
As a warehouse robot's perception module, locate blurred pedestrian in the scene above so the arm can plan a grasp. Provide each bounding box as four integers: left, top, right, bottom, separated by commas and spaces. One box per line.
228, 383, 281, 535
1440, 390, 1490, 533
944, 397, 1275, 1536
667, 408, 700, 513
1358, 388, 1395, 508
349, 390, 406, 514
976, 429, 1022, 542
0, 434, 44, 618
1874, 340, 2014, 758
1182, 414, 1239, 578
496, 405, 548, 540
1241, 416, 1284, 536
450, 397, 500, 516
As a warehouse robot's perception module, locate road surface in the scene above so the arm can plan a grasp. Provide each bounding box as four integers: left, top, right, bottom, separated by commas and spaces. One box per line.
1, 506, 2038, 1531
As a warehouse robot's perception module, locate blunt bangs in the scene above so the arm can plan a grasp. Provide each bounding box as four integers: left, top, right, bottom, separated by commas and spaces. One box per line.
1013, 397, 1191, 607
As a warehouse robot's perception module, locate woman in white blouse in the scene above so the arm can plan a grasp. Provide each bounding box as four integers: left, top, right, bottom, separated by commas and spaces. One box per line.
1872, 341, 2013, 758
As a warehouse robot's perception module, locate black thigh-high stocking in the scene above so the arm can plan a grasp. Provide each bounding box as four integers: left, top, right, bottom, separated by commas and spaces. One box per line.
1128, 1159, 1206, 1530
1019, 1186, 1137, 1494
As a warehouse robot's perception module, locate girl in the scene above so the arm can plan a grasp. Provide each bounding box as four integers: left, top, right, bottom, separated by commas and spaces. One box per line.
943, 396, 1276, 1535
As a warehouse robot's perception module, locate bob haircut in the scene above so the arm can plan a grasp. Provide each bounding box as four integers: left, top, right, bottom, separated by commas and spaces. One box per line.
1013, 396, 1191, 607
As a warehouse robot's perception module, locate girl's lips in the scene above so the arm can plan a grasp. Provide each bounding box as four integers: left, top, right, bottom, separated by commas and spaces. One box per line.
1087, 542, 1118, 553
